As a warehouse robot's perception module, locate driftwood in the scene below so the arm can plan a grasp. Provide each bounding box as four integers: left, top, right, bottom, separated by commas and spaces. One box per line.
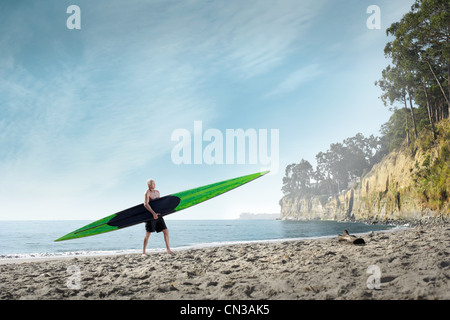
337, 230, 365, 245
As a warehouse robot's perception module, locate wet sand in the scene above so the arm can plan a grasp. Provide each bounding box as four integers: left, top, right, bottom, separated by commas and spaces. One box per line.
0, 224, 448, 300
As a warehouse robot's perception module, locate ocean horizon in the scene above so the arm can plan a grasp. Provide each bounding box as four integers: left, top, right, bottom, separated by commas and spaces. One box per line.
0, 219, 401, 260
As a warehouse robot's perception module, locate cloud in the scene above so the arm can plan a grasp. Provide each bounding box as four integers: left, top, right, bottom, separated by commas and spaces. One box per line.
195, 0, 326, 78
0, 5, 216, 219
0, 0, 327, 219
86, 0, 325, 79
266, 64, 323, 97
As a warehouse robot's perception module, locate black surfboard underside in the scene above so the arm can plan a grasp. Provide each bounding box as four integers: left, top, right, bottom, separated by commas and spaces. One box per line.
107, 195, 181, 228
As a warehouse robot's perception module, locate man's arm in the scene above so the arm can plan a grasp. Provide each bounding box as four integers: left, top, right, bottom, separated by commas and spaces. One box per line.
144, 192, 159, 219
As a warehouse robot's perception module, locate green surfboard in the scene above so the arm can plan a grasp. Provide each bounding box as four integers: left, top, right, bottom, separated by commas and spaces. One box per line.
55, 171, 269, 241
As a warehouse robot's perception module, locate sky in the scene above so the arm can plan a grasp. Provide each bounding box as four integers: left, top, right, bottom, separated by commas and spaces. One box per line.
0, 0, 415, 220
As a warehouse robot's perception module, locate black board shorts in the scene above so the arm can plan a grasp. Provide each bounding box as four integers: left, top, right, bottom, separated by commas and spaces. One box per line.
145, 216, 167, 233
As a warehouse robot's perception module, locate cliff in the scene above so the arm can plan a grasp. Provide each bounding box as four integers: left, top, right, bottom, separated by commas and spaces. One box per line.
280, 120, 450, 222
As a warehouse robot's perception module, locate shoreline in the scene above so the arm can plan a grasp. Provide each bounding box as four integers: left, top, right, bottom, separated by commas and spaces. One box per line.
0, 224, 408, 265
1, 223, 448, 300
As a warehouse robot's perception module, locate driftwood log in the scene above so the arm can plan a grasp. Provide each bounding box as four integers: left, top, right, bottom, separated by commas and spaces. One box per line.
337, 230, 365, 245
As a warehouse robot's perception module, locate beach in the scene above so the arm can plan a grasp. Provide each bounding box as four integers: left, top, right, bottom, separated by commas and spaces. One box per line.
0, 224, 448, 300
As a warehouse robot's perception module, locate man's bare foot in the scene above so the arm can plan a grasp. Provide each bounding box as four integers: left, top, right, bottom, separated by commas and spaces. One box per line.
167, 249, 175, 255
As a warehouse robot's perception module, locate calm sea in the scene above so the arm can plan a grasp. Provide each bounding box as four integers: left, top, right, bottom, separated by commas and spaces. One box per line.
0, 220, 399, 260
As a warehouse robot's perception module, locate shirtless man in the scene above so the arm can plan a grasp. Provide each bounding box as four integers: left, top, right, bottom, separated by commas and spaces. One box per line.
142, 179, 174, 255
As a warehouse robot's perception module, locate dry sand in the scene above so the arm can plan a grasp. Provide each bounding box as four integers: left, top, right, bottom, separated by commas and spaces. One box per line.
0, 224, 448, 300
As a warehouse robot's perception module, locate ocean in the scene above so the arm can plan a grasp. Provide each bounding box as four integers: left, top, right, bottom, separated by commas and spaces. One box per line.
0, 220, 399, 260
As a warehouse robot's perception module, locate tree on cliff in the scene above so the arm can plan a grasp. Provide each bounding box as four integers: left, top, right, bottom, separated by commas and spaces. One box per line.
282, 0, 449, 201
377, 0, 450, 148
375, 64, 418, 144
282, 134, 384, 198
282, 159, 313, 197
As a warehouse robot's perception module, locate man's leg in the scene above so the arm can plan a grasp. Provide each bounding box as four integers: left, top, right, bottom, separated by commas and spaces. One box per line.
143, 231, 151, 255
162, 229, 174, 254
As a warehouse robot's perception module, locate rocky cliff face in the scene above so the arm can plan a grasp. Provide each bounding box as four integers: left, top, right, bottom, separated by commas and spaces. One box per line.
280, 122, 450, 222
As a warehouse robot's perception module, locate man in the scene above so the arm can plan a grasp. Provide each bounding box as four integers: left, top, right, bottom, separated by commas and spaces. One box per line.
142, 179, 174, 255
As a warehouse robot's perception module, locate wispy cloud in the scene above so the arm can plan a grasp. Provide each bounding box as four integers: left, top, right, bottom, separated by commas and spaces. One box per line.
0, 4, 215, 218
188, 0, 326, 78
84, 0, 325, 79
0, 0, 327, 219
266, 64, 323, 97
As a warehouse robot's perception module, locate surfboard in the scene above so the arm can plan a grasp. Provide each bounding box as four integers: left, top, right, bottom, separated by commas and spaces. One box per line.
55, 171, 269, 241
